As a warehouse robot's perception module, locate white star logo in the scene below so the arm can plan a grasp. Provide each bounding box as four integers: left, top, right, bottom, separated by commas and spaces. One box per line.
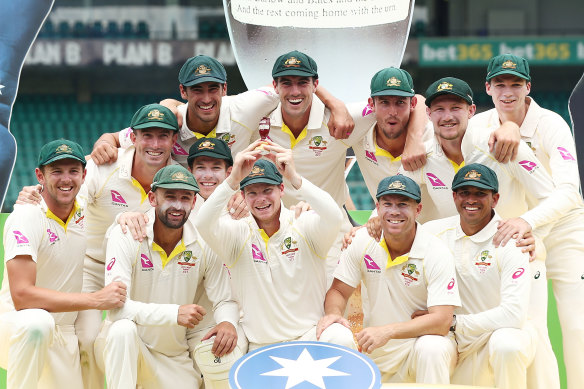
261, 348, 349, 389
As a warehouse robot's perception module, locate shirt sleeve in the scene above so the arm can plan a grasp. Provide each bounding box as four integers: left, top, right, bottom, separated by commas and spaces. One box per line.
3, 205, 44, 263
105, 225, 179, 326
193, 181, 248, 266
118, 127, 134, 149
456, 243, 530, 337
202, 247, 240, 328
536, 113, 583, 205
341, 101, 376, 148
333, 230, 368, 288
292, 178, 344, 258
228, 87, 280, 131
424, 240, 461, 308
508, 142, 569, 229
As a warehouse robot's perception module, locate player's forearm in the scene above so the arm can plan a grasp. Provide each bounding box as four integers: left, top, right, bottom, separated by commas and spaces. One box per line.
108, 299, 179, 326
405, 95, 429, 145
323, 287, 350, 317
13, 286, 101, 312
392, 308, 452, 338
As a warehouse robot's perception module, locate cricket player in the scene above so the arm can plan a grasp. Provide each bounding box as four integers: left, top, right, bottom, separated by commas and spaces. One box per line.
90, 55, 281, 166
317, 175, 461, 384
96, 165, 243, 389
194, 140, 344, 350
0, 139, 126, 389
472, 54, 584, 388
424, 164, 537, 389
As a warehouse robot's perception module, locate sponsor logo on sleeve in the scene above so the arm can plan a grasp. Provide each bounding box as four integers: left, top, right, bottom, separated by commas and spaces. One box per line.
172, 143, 188, 156
141, 254, 154, 271
364, 254, 381, 273
512, 267, 525, 280
252, 244, 267, 264
47, 229, 59, 244
110, 190, 129, 207
557, 147, 576, 161
13, 231, 29, 244
106, 257, 116, 271
426, 173, 447, 189
364, 150, 378, 164
362, 104, 373, 117
518, 160, 538, 173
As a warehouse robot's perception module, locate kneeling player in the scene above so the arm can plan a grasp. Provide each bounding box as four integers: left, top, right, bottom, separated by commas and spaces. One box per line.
97, 165, 244, 389
424, 164, 537, 389
317, 175, 460, 384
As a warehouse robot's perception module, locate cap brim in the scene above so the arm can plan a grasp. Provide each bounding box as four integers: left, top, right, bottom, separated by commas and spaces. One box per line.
132, 122, 178, 131
153, 182, 199, 192
187, 150, 233, 166
371, 90, 415, 97
240, 177, 282, 189
41, 154, 86, 167
486, 70, 530, 81
273, 69, 318, 78
426, 91, 473, 107
452, 181, 497, 192
181, 76, 226, 86
376, 190, 420, 202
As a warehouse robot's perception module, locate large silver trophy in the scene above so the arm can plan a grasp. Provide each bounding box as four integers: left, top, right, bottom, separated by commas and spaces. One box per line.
223, 0, 415, 102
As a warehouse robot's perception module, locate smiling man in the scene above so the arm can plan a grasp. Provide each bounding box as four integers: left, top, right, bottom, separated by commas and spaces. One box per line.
424, 164, 537, 389
317, 175, 460, 385
0, 140, 126, 389
472, 54, 584, 388
97, 165, 243, 389
194, 140, 343, 351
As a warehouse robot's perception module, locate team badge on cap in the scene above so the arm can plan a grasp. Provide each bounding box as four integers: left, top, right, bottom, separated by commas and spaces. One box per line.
198, 140, 214, 150
249, 166, 264, 177
171, 171, 189, 182
147, 109, 164, 120
501, 60, 517, 69
464, 170, 481, 180
284, 57, 301, 67
229, 341, 381, 389
56, 144, 72, 154
388, 180, 406, 190
386, 77, 401, 87
437, 82, 453, 91
195, 64, 211, 75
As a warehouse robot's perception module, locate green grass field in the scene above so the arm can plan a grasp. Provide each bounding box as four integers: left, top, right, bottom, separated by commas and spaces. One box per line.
0, 212, 568, 388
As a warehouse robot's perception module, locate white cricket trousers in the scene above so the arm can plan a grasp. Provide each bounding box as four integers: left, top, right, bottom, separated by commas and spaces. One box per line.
452, 327, 536, 389
544, 212, 584, 389
0, 309, 83, 389
99, 319, 200, 389
75, 255, 105, 389
321, 323, 456, 384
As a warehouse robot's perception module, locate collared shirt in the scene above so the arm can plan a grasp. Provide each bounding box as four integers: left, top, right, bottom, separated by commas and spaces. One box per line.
1, 201, 86, 325
400, 130, 461, 223
260, 98, 374, 208
334, 225, 460, 328
472, 99, 584, 216
461, 123, 562, 231
79, 146, 174, 263
423, 213, 531, 347
119, 88, 280, 167
105, 209, 238, 356
194, 178, 343, 345
356, 121, 434, 202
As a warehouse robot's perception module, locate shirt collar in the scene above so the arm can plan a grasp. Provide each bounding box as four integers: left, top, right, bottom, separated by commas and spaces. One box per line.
43, 199, 81, 232
455, 211, 501, 243
269, 95, 326, 131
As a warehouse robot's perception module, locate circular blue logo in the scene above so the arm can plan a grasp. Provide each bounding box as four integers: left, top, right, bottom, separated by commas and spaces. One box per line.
230, 341, 381, 389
